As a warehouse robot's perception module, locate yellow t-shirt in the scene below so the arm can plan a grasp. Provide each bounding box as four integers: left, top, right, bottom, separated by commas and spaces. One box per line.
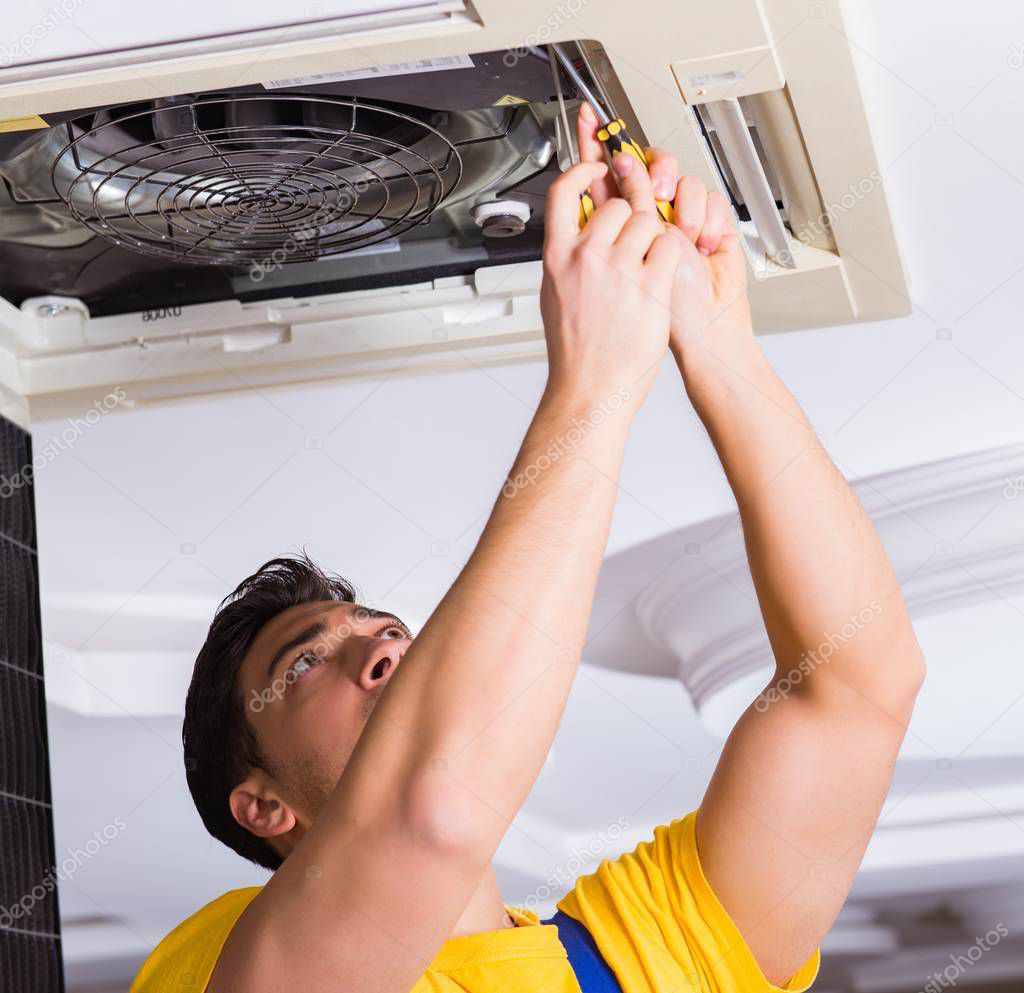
131, 812, 819, 993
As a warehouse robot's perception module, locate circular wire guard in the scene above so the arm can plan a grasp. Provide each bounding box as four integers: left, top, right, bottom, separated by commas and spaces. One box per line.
51, 94, 463, 266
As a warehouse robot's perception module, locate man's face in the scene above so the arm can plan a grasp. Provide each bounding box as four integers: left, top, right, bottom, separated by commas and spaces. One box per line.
235, 601, 413, 829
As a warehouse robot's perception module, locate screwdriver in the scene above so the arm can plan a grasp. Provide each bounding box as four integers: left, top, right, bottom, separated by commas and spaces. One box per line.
548, 43, 675, 228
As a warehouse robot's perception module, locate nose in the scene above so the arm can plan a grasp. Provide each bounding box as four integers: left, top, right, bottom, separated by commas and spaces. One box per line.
357, 637, 411, 692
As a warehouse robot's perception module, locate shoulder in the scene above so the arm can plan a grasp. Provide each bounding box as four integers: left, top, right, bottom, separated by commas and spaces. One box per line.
129, 887, 263, 993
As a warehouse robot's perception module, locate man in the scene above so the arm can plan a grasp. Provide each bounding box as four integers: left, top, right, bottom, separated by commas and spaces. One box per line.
131, 104, 925, 993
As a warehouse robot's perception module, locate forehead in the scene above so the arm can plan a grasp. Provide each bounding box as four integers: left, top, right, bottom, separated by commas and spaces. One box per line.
240, 600, 357, 685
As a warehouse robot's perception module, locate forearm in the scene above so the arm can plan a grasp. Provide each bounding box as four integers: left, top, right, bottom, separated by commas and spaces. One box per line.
225, 386, 634, 993
211, 155, 682, 993
686, 340, 924, 983
684, 343, 924, 711
330, 383, 632, 852
606, 158, 927, 985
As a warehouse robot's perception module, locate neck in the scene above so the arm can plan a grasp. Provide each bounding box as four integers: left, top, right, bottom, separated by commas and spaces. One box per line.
449, 864, 511, 937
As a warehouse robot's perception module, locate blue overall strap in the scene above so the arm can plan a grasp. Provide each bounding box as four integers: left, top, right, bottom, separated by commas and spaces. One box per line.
546, 909, 623, 993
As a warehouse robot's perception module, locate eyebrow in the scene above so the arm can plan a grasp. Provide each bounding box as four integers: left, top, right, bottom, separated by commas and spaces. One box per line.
362, 607, 404, 625
365, 608, 412, 637
266, 620, 328, 679
263, 610, 412, 680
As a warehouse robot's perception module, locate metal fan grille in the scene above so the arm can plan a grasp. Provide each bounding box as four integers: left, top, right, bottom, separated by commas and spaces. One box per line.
50, 94, 464, 266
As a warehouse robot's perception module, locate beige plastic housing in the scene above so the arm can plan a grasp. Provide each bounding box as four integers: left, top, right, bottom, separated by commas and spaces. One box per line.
0, 0, 909, 420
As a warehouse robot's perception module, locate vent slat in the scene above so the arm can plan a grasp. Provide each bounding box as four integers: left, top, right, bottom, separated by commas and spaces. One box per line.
0, 416, 63, 993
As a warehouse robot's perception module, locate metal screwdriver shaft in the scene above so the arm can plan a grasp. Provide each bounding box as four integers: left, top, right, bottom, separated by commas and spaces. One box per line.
549, 43, 674, 226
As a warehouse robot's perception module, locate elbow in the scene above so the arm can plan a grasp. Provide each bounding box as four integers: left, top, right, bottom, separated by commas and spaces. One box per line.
907, 644, 927, 695
399, 771, 495, 862
902, 643, 927, 708
884, 627, 927, 708
856, 639, 927, 719
787, 635, 926, 719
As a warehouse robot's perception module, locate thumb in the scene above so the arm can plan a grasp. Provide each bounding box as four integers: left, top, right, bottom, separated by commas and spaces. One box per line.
709, 225, 747, 294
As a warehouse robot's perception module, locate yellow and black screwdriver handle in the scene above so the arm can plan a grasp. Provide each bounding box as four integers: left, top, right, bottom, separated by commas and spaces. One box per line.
578, 118, 675, 228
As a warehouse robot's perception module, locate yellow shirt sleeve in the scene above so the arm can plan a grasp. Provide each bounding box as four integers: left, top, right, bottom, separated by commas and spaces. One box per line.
129, 887, 262, 993
556, 811, 820, 993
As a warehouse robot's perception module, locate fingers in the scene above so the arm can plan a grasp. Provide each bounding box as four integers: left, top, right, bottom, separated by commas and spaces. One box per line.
544, 160, 610, 255
553, 143, 739, 272
613, 210, 666, 259
644, 228, 685, 281
709, 228, 747, 294
696, 191, 731, 256
576, 102, 617, 206
673, 177, 738, 260
673, 176, 708, 244
610, 148, 659, 214
644, 147, 678, 203
580, 196, 633, 247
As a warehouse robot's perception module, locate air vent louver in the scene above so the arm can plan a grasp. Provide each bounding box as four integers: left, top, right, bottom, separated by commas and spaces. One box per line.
0, 419, 64, 993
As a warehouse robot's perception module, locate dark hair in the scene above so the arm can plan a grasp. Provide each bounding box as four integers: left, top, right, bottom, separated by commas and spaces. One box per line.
182, 553, 358, 870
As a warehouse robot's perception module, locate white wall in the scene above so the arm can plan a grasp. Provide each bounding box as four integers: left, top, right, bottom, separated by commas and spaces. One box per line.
27, 1, 1024, 989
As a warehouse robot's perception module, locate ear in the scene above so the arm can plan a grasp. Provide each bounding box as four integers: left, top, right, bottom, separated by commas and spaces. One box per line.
229, 772, 297, 841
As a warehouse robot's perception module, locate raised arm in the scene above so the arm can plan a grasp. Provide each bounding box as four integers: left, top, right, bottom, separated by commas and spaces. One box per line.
662, 168, 924, 982
577, 107, 925, 983
208, 159, 682, 993
680, 298, 925, 984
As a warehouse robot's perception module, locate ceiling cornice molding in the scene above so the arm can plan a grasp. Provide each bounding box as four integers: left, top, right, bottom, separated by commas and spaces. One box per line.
634, 443, 1024, 712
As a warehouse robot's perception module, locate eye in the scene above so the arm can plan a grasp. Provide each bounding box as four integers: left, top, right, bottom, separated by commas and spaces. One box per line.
381, 625, 407, 640
287, 650, 324, 683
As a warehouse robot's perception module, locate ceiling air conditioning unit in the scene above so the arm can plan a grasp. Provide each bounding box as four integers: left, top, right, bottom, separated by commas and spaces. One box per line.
0, 0, 908, 421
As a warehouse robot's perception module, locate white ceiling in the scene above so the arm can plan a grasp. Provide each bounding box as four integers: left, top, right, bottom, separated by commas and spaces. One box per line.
28, 1, 1024, 990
